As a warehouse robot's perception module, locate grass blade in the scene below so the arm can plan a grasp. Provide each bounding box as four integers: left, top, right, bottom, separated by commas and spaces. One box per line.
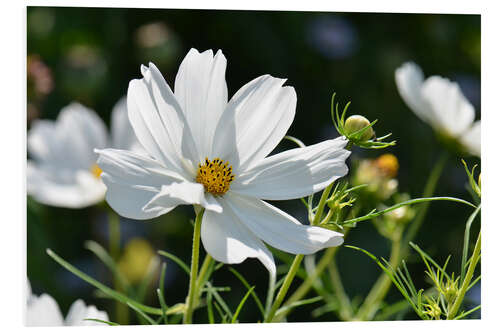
231, 286, 255, 323
158, 250, 190, 276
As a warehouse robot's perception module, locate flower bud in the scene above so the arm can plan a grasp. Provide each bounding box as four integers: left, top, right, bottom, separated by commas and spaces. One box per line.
374, 154, 399, 178
442, 279, 459, 303
423, 301, 442, 319
118, 238, 157, 284
344, 115, 374, 141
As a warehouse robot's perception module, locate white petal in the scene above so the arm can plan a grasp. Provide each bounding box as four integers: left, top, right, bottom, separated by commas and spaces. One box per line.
26, 278, 33, 303
212, 75, 296, 173
127, 63, 199, 178
201, 199, 276, 277
231, 137, 350, 200
143, 182, 223, 214
461, 121, 481, 157
421, 76, 475, 136
225, 193, 344, 254
110, 96, 145, 155
27, 161, 106, 208
174, 48, 228, 158
26, 294, 64, 326
96, 148, 186, 219
28, 103, 107, 169
65, 300, 109, 326
395, 62, 436, 126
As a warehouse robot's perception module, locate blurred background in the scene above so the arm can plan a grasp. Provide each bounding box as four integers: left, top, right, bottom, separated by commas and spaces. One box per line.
27, 7, 480, 323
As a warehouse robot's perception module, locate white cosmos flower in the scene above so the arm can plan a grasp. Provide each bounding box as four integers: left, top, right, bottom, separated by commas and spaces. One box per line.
96, 48, 351, 276
395, 62, 481, 157
26, 279, 108, 326
27, 98, 144, 208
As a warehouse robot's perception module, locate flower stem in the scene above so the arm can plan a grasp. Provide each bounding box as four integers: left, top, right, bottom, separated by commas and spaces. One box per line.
312, 183, 334, 226
195, 254, 213, 297
106, 207, 128, 324
354, 237, 401, 320
265, 181, 338, 323
264, 254, 304, 322
354, 153, 447, 321
183, 208, 204, 324
447, 231, 481, 319
328, 259, 353, 320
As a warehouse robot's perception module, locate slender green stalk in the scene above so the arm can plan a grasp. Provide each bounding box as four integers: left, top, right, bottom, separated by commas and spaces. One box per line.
354, 153, 447, 321
354, 237, 402, 320
312, 183, 334, 226
106, 208, 128, 324
265, 271, 276, 316
448, 232, 481, 319
402, 153, 448, 251
265, 181, 338, 322
195, 254, 213, 298
108, 209, 121, 261
264, 254, 304, 322
183, 209, 204, 324
328, 259, 353, 320
461, 204, 481, 285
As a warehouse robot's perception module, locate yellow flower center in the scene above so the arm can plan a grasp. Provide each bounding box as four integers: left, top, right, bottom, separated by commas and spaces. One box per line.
196, 157, 234, 196
91, 163, 103, 179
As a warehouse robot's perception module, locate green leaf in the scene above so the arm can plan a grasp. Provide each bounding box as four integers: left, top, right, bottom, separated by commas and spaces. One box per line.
205, 281, 233, 318
228, 267, 265, 317
84, 240, 130, 289
46, 248, 183, 316
275, 296, 323, 317
461, 204, 481, 285
453, 305, 481, 320
338, 197, 476, 226
158, 250, 190, 276
126, 301, 157, 325
231, 286, 255, 323
84, 318, 120, 326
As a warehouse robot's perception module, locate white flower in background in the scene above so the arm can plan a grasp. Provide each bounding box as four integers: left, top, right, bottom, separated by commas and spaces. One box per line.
27, 98, 143, 208
96, 48, 350, 276
26, 279, 108, 326
395, 62, 480, 157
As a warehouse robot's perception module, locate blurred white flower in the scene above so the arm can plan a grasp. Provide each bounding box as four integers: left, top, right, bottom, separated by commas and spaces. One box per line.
395, 62, 480, 157
27, 98, 143, 208
96, 48, 350, 276
26, 279, 108, 326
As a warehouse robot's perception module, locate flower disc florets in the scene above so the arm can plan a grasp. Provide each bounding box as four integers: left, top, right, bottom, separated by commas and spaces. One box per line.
196, 157, 235, 196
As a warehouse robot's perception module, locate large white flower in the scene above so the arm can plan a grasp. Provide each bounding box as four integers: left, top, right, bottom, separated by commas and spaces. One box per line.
26, 279, 108, 326
27, 98, 143, 208
96, 49, 351, 275
395, 62, 481, 157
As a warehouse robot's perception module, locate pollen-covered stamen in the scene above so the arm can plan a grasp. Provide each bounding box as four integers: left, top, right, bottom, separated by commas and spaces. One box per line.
91, 163, 103, 179
196, 157, 235, 196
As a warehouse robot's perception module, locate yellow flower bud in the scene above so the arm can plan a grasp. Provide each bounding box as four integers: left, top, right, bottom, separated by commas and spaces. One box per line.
344, 115, 374, 141
118, 238, 156, 284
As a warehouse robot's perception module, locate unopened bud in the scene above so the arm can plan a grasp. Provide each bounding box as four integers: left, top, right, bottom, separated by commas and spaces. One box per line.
344, 115, 374, 141
375, 154, 399, 178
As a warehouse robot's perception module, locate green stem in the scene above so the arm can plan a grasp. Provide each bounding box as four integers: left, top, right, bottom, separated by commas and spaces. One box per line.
195, 254, 213, 297
448, 231, 481, 319
183, 209, 204, 324
402, 153, 448, 251
265, 181, 337, 322
312, 183, 334, 226
107, 208, 128, 324
108, 208, 121, 262
354, 153, 447, 321
264, 254, 304, 322
354, 236, 401, 320
328, 259, 353, 320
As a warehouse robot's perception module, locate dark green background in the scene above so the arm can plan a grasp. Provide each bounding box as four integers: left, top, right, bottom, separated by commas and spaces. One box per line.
27, 7, 480, 322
